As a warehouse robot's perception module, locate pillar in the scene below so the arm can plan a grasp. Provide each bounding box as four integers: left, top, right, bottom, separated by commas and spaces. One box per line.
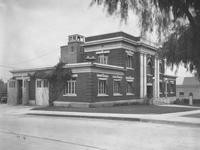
143, 54, 147, 97
153, 58, 157, 98
140, 53, 144, 98
22, 78, 29, 105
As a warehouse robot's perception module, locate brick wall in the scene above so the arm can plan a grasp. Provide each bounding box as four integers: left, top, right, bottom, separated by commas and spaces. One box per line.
56, 73, 94, 102
56, 71, 140, 103
60, 42, 84, 64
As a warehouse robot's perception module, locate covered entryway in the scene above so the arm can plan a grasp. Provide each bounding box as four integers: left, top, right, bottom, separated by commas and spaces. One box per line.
17, 80, 23, 104
35, 79, 49, 106
147, 85, 153, 98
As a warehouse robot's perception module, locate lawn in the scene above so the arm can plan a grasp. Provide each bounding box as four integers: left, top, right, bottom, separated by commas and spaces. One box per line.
32, 105, 199, 114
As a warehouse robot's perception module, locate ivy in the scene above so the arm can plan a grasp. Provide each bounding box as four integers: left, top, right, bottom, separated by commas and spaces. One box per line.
32, 62, 72, 106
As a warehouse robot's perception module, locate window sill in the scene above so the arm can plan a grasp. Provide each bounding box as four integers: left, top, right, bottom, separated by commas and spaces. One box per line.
63, 94, 77, 97
113, 93, 122, 96
126, 67, 134, 70
126, 93, 134, 96
97, 94, 108, 97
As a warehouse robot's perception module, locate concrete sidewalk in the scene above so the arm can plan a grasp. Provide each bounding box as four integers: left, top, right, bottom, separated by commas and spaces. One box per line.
1, 104, 200, 127
27, 105, 200, 127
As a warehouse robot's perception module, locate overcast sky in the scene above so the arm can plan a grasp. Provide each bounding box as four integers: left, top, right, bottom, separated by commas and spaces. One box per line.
0, 0, 193, 81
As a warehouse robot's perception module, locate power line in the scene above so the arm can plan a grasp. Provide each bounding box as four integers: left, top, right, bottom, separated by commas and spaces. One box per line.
13, 49, 58, 65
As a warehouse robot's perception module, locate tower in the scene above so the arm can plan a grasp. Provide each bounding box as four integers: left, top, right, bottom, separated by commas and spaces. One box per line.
60, 34, 85, 63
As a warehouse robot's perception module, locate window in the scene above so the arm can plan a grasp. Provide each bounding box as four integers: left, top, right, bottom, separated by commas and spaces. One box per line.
43, 80, 48, 87
159, 82, 164, 94
113, 81, 121, 95
127, 82, 133, 95
159, 61, 164, 74
179, 92, 184, 96
64, 79, 76, 96
98, 80, 107, 95
98, 54, 108, 64
36, 80, 42, 88
126, 55, 132, 68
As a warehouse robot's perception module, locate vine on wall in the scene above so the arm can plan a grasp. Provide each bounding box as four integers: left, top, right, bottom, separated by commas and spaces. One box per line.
32, 62, 72, 106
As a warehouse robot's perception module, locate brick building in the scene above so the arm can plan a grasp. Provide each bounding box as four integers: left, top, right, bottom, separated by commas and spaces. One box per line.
7, 32, 176, 106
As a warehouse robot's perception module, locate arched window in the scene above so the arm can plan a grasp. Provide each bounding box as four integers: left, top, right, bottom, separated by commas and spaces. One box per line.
147, 58, 153, 75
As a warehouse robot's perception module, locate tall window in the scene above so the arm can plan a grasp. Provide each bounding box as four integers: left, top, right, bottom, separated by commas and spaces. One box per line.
98, 54, 108, 64
126, 55, 132, 68
113, 80, 120, 95
36, 80, 42, 88
98, 80, 107, 95
43, 80, 48, 88
64, 79, 76, 96
127, 82, 133, 94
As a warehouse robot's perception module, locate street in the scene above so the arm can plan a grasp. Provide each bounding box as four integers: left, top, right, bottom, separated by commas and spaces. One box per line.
0, 105, 200, 150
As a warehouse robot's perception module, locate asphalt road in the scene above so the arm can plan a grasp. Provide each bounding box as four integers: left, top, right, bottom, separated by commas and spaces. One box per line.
0, 105, 200, 150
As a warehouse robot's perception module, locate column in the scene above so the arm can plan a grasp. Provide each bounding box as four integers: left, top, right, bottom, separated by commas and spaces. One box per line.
22, 78, 29, 105
165, 80, 168, 98
140, 53, 144, 98
157, 59, 160, 98
153, 58, 157, 98
143, 54, 147, 97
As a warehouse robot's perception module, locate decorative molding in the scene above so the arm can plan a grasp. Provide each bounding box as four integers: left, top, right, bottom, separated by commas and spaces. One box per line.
96, 50, 110, 54
72, 67, 124, 75
126, 76, 134, 82
84, 36, 158, 51
125, 50, 134, 56
97, 74, 109, 78
113, 75, 123, 79
84, 42, 137, 53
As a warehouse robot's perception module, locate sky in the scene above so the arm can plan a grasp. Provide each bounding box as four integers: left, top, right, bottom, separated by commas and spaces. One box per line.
0, 0, 193, 81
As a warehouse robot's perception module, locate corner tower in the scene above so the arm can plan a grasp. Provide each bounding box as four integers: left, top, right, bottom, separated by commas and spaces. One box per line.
60, 34, 85, 63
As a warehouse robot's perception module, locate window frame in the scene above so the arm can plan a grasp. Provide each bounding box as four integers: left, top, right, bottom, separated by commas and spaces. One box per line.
98, 78, 108, 96
43, 79, 49, 88
113, 80, 122, 96
98, 54, 108, 64
126, 55, 133, 69
63, 79, 77, 96
36, 80, 42, 88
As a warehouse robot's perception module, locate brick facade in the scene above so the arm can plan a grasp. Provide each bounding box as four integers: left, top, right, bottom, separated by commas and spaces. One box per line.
8, 32, 176, 106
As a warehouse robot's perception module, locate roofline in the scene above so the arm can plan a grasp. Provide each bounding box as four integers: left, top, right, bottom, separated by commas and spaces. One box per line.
64, 62, 125, 71
84, 36, 158, 51
10, 66, 54, 73
11, 62, 125, 74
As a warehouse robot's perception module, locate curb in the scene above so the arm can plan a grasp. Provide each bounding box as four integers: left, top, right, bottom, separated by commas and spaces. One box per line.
26, 113, 200, 128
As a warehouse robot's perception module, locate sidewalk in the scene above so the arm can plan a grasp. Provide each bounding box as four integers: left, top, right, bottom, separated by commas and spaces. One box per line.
1, 104, 200, 127
27, 105, 200, 127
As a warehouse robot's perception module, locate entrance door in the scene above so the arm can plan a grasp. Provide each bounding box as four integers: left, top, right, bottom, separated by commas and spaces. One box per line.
147, 85, 153, 98
35, 79, 49, 106
18, 80, 23, 104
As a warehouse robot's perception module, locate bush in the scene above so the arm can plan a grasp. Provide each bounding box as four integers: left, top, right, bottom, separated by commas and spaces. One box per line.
144, 96, 153, 105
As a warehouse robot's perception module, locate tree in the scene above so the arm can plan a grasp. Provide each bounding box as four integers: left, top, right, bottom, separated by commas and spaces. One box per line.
91, 0, 200, 78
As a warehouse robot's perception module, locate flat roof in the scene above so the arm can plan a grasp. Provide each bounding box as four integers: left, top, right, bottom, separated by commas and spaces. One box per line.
85, 31, 140, 42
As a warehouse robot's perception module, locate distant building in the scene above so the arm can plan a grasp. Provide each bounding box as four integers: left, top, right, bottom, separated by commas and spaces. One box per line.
176, 77, 200, 101
7, 32, 176, 106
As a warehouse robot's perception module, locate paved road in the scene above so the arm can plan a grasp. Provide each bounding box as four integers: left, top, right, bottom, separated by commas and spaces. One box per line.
0, 105, 200, 150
